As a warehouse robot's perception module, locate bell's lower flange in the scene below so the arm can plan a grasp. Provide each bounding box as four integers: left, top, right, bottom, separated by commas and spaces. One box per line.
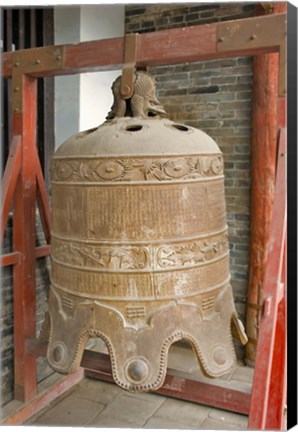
47, 283, 245, 392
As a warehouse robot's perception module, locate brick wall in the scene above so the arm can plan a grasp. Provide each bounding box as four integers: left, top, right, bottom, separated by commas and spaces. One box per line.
1, 215, 53, 405
126, 3, 256, 355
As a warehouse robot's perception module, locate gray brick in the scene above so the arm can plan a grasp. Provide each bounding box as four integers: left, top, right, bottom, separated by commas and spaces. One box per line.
205, 58, 238, 69
71, 378, 121, 405
237, 90, 253, 100
185, 12, 199, 22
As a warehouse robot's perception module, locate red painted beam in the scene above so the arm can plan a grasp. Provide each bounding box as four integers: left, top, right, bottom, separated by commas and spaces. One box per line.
63, 37, 124, 74
157, 372, 251, 415
82, 350, 250, 415
0, 247, 50, 268
137, 23, 217, 67
245, 2, 286, 365
2, 368, 84, 426
1, 135, 21, 243
248, 128, 287, 430
265, 293, 287, 429
12, 75, 38, 403
35, 245, 51, 259
1, 14, 284, 78
0, 252, 21, 267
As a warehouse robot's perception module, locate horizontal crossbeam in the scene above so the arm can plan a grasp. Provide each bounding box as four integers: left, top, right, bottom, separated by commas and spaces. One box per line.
2, 13, 286, 79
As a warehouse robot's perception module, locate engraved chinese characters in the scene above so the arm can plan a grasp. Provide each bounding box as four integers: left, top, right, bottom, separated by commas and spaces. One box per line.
47, 72, 247, 391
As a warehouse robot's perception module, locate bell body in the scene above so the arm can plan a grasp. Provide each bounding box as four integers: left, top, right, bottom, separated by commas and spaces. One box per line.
48, 115, 246, 391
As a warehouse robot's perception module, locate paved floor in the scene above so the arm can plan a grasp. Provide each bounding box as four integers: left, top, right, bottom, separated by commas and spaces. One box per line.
22, 342, 253, 429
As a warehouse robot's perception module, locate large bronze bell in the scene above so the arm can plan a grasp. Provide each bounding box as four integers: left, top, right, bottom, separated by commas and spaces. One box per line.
47, 71, 247, 391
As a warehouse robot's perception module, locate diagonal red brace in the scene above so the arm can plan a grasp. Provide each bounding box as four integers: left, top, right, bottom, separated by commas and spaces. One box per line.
1, 135, 22, 243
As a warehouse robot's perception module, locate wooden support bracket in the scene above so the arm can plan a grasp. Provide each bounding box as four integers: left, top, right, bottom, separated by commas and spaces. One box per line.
217, 13, 287, 96
12, 47, 64, 113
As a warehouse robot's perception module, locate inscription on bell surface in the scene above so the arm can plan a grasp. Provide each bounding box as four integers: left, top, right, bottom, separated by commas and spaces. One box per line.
46, 71, 247, 391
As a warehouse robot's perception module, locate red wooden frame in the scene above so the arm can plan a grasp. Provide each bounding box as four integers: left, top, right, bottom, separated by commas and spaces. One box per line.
1, 11, 287, 429
248, 128, 287, 429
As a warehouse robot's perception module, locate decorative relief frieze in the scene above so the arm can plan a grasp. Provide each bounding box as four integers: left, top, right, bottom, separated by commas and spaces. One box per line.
53, 242, 149, 271
156, 234, 229, 269
52, 232, 229, 272
51, 155, 223, 183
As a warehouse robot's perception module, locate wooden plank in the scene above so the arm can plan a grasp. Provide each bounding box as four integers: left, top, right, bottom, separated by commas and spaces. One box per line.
157, 372, 251, 415
217, 13, 285, 52
63, 36, 124, 73
0, 246, 49, 268
1, 135, 21, 242
35, 245, 51, 259
2, 369, 84, 426
265, 289, 287, 428
248, 128, 287, 429
12, 74, 38, 403
245, 4, 283, 364
265, 148, 287, 430
0, 252, 21, 267
137, 22, 217, 67
1, 14, 285, 78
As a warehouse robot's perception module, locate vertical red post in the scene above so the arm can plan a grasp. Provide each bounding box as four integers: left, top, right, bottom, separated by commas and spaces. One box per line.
248, 128, 287, 430
245, 2, 287, 365
264, 96, 287, 430
12, 73, 38, 402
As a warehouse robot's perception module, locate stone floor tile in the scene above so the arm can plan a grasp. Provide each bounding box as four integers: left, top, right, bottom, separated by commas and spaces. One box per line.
87, 391, 164, 427
126, 389, 166, 403
208, 407, 248, 427
231, 364, 254, 383
200, 416, 247, 430
86, 413, 139, 428
37, 372, 62, 393
146, 397, 210, 428
144, 416, 199, 429
1, 399, 23, 421
28, 395, 105, 427
71, 377, 122, 405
